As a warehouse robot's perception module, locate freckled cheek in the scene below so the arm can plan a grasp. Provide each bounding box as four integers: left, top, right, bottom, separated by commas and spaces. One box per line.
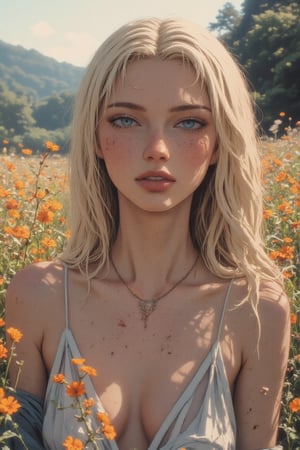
183, 137, 213, 164
100, 136, 133, 162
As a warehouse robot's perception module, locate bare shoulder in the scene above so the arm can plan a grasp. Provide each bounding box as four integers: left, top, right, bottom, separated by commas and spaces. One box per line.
231, 278, 290, 344
7, 259, 64, 301
6, 260, 65, 334
258, 278, 290, 318
5, 261, 66, 396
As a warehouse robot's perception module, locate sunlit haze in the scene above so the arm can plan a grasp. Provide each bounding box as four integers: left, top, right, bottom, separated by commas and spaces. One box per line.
0, 0, 243, 66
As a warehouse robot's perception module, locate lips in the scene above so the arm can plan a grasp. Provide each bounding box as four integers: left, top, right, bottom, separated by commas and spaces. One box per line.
135, 171, 175, 182
135, 171, 175, 192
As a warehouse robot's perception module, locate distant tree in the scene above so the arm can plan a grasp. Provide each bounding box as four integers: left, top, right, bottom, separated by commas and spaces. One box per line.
209, 2, 242, 38
210, 0, 300, 130
33, 93, 74, 130
240, 2, 300, 125
0, 81, 35, 134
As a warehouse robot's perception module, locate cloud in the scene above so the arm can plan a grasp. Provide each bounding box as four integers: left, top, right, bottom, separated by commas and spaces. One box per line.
53, 31, 99, 66
43, 32, 99, 66
30, 21, 55, 38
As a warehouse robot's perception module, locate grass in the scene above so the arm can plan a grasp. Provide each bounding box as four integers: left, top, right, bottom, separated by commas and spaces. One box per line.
0, 125, 299, 448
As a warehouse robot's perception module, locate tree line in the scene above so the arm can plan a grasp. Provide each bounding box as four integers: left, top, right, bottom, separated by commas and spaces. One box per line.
210, 0, 300, 130
1, 0, 299, 153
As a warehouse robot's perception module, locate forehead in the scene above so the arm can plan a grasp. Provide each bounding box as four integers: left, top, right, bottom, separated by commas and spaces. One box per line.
108, 57, 210, 106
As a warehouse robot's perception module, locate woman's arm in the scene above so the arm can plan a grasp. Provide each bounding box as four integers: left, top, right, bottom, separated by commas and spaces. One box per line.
234, 281, 290, 449
5, 265, 49, 398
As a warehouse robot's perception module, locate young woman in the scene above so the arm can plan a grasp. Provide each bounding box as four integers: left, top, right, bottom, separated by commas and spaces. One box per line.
6, 18, 290, 450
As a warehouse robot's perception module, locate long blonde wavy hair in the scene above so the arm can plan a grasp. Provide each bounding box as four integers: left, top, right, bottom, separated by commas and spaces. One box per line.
61, 17, 282, 315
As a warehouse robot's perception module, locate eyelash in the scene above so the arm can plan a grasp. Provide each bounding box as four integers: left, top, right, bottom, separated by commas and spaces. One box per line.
109, 116, 139, 128
108, 116, 207, 130
175, 119, 207, 130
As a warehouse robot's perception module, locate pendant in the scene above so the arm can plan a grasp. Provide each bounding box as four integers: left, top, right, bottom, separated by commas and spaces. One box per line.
139, 299, 157, 328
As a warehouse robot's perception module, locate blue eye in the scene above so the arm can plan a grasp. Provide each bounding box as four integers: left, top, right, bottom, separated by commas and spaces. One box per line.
110, 117, 137, 128
177, 119, 205, 130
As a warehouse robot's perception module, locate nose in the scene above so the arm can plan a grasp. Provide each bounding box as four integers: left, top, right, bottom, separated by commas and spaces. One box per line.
143, 132, 170, 161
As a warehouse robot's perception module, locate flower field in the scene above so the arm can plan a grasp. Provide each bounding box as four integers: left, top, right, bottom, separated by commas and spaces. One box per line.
0, 124, 299, 448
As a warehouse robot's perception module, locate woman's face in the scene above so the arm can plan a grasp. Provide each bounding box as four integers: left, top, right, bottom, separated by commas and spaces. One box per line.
97, 57, 218, 213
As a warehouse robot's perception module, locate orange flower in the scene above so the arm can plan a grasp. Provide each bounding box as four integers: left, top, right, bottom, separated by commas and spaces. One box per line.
291, 313, 297, 325
0, 390, 21, 415
295, 120, 300, 127
84, 398, 95, 409
279, 112, 286, 117
46, 199, 63, 211
278, 200, 293, 214
80, 365, 97, 377
41, 237, 57, 248
37, 206, 54, 224
5, 198, 19, 210
263, 209, 273, 219
97, 412, 117, 439
5, 162, 16, 171
0, 278, 4, 287
0, 318, 5, 327
53, 374, 66, 384
291, 221, 300, 229
6, 327, 23, 343
36, 189, 47, 200
295, 354, 300, 364
63, 436, 84, 450
97, 412, 111, 425
273, 158, 283, 167
66, 381, 86, 398
71, 358, 86, 366
45, 141, 60, 152
21, 148, 32, 156
0, 343, 8, 359
102, 423, 117, 440
9, 209, 20, 219
289, 398, 300, 413
0, 186, 10, 198
275, 172, 286, 182
14, 180, 25, 190
4, 225, 30, 239
269, 245, 294, 262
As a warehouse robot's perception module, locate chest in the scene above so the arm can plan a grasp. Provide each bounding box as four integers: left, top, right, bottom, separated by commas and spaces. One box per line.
44, 283, 241, 447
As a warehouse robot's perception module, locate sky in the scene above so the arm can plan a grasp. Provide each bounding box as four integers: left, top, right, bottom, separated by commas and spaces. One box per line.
0, 0, 243, 67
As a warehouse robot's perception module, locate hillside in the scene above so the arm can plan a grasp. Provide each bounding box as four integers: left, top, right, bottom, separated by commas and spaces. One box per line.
0, 40, 84, 99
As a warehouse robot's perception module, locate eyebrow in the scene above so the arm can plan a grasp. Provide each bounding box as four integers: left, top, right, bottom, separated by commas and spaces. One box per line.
107, 102, 211, 112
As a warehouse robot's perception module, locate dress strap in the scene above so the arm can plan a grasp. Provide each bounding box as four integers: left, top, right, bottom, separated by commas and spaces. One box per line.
63, 264, 70, 330
216, 279, 233, 343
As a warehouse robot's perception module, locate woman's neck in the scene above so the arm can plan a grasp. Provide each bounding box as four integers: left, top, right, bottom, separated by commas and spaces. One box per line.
110, 199, 199, 298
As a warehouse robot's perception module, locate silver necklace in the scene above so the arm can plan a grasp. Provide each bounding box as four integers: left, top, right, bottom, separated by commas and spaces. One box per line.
110, 256, 198, 328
